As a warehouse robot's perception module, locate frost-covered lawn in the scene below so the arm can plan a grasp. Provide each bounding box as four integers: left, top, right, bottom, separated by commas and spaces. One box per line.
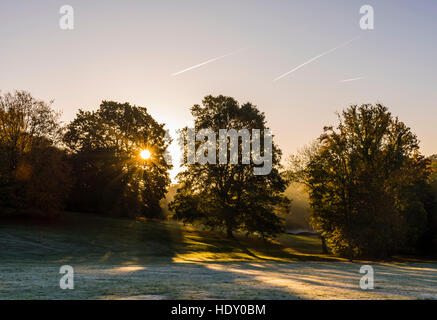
1, 261, 437, 299
1, 213, 436, 299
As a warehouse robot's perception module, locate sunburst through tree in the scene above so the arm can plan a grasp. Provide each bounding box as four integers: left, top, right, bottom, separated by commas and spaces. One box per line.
63, 101, 172, 218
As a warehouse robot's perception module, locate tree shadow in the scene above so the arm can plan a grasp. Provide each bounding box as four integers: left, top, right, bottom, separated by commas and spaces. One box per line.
2, 213, 437, 299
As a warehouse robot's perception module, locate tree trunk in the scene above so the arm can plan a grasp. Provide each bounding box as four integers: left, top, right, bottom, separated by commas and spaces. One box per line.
321, 236, 328, 254
226, 222, 234, 239
226, 227, 234, 239
348, 246, 354, 262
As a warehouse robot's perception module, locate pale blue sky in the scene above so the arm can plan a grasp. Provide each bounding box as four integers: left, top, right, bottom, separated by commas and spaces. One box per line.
1, 1, 436, 179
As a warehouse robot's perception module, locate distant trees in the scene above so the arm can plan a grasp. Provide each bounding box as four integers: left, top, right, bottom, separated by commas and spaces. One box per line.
169, 95, 289, 239
430, 155, 437, 192
287, 104, 437, 258
0, 91, 71, 217
63, 101, 172, 218
423, 155, 437, 252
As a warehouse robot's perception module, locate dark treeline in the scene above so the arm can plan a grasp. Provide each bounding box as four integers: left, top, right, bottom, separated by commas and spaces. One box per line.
0, 90, 436, 258
0, 91, 172, 219
0, 91, 71, 217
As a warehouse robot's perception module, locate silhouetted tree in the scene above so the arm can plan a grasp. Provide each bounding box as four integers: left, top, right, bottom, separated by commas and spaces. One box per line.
63, 101, 172, 218
430, 155, 437, 194
0, 90, 70, 217
169, 95, 289, 239
288, 104, 436, 258
416, 155, 437, 254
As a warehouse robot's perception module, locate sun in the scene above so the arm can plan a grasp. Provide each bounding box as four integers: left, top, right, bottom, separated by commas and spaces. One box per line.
140, 149, 151, 160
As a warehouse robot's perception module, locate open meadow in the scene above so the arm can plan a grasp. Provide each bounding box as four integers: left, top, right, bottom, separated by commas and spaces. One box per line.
1, 213, 436, 300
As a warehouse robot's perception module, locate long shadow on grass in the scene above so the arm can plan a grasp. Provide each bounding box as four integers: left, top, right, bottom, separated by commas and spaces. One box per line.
3, 213, 437, 299
0, 212, 346, 299
0, 212, 184, 266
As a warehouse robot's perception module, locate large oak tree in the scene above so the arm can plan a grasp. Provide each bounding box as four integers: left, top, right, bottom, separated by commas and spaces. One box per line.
169, 95, 289, 239
288, 104, 436, 258
63, 101, 172, 218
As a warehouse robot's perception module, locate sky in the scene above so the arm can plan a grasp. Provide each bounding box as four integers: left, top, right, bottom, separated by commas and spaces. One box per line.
1, 0, 436, 180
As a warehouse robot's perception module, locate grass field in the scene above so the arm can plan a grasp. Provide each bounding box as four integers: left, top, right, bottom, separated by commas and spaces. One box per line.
1, 212, 436, 299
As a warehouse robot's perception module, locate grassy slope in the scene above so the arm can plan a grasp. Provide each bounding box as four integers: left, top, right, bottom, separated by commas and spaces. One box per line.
0, 212, 339, 265
1, 213, 437, 299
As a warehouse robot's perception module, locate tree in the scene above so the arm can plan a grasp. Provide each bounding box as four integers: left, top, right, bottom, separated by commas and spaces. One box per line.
63, 101, 172, 218
430, 155, 437, 193
0, 90, 70, 216
417, 155, 437, 254
169, 95, 289, 239
16, 138, 72, 215
287, 104, 436, 258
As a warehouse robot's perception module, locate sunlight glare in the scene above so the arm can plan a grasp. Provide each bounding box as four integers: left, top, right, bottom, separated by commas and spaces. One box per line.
140, 149, 151, 160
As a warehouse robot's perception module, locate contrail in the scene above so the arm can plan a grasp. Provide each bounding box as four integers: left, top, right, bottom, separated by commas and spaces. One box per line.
172, 48, 245, 76
273, 37, 360, 82
340, 76, 365, 83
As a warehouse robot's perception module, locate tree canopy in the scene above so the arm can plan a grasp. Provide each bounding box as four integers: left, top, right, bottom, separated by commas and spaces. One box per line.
288, 104, 437, 258
63, 101, 172, 218
0, 90, 70, 216
169, 95, 289, 239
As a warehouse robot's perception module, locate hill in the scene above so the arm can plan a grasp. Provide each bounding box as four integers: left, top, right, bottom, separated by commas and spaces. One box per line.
1, 212, 437, 299
0, 212, 333, 265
